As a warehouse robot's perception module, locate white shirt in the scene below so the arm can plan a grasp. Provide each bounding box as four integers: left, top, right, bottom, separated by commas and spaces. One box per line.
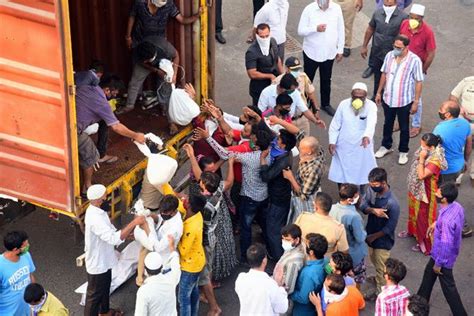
134, 213, 183, 263
224, 112, 244, 131
328, 98, 378, 185
84, 205, 124, 275
235, 269, 288, 316
254, 0, 289, 45
257, 84, 309, 117
297, 2, 345, 62
134, 251, 181, 316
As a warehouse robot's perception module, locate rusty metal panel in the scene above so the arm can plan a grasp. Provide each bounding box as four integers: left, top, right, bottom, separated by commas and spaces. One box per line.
0, 0, 76, 211
67, 0, 198, 84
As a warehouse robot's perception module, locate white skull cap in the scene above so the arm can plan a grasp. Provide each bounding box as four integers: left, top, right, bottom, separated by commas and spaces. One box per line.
410, 4, 425, 16
144, 252, 163, 270
87, 184, 106, 200
352, 82, 368, 92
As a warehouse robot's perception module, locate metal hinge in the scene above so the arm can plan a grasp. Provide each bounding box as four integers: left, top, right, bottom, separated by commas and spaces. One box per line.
68, 85, 75, 96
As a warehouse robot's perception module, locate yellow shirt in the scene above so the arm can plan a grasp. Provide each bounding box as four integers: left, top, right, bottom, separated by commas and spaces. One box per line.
178, 212, 206, 273
295, 212, 349, 255
38, 292, 69, 316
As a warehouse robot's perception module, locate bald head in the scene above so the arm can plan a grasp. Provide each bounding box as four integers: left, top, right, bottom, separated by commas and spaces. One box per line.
299, 136, 319, 159
439, 100, 460, 120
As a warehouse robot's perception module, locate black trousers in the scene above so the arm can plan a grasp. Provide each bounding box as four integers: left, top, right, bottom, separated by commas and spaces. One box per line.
381, 102, 411, 153
84, 269, 112, 316
216, 0, 223, 33
96, 120, 108, 158
303, 52, 334, 108
253, 0, 265, 17
417, 258, 467, 316
372, 58, 384, 99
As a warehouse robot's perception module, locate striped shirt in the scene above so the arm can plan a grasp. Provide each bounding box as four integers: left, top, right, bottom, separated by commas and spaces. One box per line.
431, 202, 464, 269
273, 244, 305, 294
206, 137, 268, 202
381, 50, 424, 108
375, 284, 410, 316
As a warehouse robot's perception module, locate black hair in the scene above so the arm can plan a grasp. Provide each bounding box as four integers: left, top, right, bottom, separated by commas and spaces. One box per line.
326, 274, 346, 295
421, 133, 442, 147
276, 93, 293, 106
247, 243, 267, 268
331, 252, 353, 276
256, 23, 270, 34
445, 102, 461, 118
279, 73, 298, 90
198, 156, 216, 171
279, 129, 297, 151
24, 283, 45, 304
145, 266, 163, 276
385, 258, 407, 284
255, 129, 273, 151
3, 230, 28, 251
439, 182, 458, 203
89, 60, 105, 73
137, 41, 157, 62
394, 34, 410, 47
315, 192, 332, 213
306, 233, 328, 259
368, 167, 387, 183
99, 75, 125, 91
200, 171, 221, 194
247, 105, 262, 117
188, 193, 207, 213
339, 183, 359, 200
408, 294, 430, 316
159, 195, 179, 213
281, 224, 302, 240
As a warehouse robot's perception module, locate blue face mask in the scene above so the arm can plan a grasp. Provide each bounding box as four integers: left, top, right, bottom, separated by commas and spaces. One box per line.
290, 70, 300, 78
393, 48, 403, 57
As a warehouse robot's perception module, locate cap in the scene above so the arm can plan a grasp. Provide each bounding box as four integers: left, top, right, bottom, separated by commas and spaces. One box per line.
352, 82, 368, 92
87, 184, 106, 200
410, 4, 425, 16
144, 252, 163, 270
285, 56, 303, 69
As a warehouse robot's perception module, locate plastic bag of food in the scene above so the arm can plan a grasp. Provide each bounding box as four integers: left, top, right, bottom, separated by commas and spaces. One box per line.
168, 88, 200, 125
146, 154, 178, 187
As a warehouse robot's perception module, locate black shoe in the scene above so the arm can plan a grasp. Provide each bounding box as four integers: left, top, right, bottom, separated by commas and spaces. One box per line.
362, 67, 374, 78
462, 226, 473, 238
322, 105, 336, 116
343, 48, 351, 57
215, 32, 226, 44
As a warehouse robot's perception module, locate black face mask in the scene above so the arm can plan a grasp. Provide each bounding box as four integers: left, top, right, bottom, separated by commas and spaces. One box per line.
438, 112, 446, 120
279, 108, 290, 116
161, 213, 174, 221
371, 185, 384, 193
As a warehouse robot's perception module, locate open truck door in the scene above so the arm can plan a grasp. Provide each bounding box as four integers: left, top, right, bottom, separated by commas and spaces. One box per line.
0, 0, 79, 216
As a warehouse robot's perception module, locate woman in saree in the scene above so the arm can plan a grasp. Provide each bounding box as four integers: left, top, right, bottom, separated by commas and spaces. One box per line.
400, 133, 447, 254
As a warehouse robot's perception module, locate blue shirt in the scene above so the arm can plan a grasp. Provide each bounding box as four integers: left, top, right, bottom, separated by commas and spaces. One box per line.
330, 203, 368, 266
360, 188, 400, 250
433, 118, 471, 174
290, 258, 327, 316
0, 252, 36, 316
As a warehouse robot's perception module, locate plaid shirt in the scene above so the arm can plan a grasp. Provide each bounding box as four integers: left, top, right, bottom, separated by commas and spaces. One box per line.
296, 148, 325, 200
375, 284, 410, 316
381, 50, 424, 108
206, 137, 268, 202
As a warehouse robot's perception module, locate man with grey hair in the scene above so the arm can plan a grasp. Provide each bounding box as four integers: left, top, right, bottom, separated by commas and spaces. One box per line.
328, 82, 377, 192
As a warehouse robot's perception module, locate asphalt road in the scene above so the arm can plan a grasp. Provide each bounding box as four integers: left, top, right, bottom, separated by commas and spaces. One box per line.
1, 0, 474, 315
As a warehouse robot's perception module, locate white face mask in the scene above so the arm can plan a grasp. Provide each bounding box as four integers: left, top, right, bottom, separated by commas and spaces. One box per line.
281, 240, 294, 252
152, 0, 167, 8
317, 0, 329, 11
350, 195, 360, 205
382, 5, 396, 23
256, 35, 271, 56
30, 293, 47, 313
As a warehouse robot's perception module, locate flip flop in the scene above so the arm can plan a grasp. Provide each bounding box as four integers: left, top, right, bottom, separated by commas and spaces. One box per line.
99, 155, 118, 164
411, 244, 421, 252
246, 36, 254, 44
410, 127, 422, 138
397, 231, 412, 238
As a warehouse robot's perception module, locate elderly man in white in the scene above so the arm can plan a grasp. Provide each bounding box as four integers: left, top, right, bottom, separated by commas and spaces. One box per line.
83, 184, 145, 316
328, 82, 377, 193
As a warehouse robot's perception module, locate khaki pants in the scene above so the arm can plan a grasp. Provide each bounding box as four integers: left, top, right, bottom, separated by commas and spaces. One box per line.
334, 0, 357, 48
369, 247, 390, 293
293, 115, 311, 137
139, 174, 163, 210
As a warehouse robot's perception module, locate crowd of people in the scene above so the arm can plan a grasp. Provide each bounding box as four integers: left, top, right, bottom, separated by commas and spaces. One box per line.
0, 0, 473, 315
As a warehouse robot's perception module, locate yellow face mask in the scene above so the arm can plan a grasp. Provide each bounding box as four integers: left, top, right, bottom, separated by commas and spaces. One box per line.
409, 18, 420, 30
352, 98, 364, 111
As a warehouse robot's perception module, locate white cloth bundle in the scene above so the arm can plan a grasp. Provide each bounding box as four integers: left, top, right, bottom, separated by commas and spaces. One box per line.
168, 88, 200, 125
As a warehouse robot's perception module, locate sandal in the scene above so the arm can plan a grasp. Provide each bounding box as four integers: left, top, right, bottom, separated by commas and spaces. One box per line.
411, 244, 421, 252
98, 155, 118, 164
397, 231, 412, 238
410, 127, 422, 138
246, 36, 254, 44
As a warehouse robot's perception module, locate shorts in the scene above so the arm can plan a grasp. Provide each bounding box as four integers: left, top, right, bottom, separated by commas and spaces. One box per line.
352, 258, 367, 284
78, 132, 99, 168
198, 245, 214, 286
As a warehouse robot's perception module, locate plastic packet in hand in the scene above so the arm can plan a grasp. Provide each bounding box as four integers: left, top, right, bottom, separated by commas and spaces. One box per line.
159, 59, 174, 83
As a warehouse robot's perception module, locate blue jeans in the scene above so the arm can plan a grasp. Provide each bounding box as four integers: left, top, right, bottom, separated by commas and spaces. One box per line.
178, 271, 200, 316
240, 196, 268, 262
265, 202, 290, 260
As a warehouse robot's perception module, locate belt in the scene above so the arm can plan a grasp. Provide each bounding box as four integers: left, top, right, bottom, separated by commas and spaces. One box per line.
292, 114, 304, 120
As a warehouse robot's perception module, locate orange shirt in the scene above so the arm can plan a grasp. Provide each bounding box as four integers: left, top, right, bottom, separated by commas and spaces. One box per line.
326, 286, 365, 316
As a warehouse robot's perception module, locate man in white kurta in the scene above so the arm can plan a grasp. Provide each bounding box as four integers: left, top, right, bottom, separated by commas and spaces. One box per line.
328, 82, 377, 186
